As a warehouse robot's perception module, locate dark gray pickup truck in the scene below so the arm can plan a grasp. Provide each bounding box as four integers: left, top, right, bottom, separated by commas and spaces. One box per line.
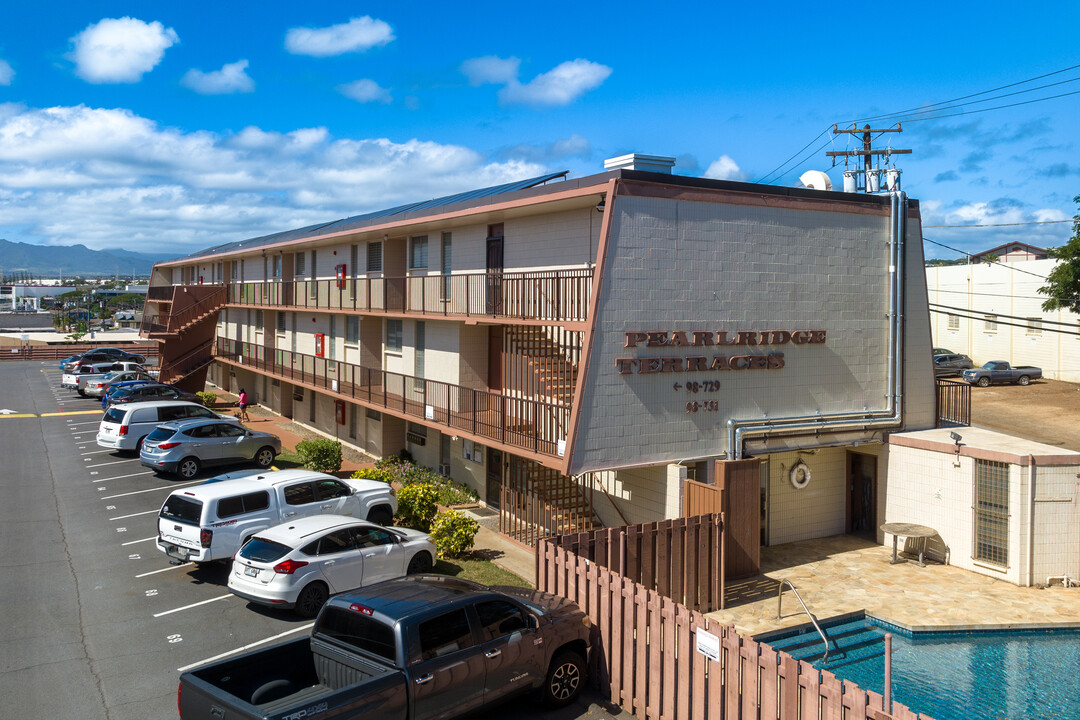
962, 361, 1043, 387
177, 575, 592, 720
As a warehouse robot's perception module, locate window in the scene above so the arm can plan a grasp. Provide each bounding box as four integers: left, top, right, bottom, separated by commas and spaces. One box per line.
366, 408, 382, 421
315, 529, 356, 555
353, 527, 395, 548
314, 479, 351, 500
231, 262, 238, 280
216, 491, 270, 519
441, 232, 452, 300
973, 459, 1009, 566
415, 321, 425, 379
350, 244, 359, 278
277, 311, 286, 333
410, 235, 428, 270
1026, 318, 1042, 336
386, 319, 402, 353
349, 404, 357, 439
475, 600, 528, 640
346, 315, 360, 344
983, 314, 998, 333
947, 314, 959, 331
272, 255, 282, 278
256, 310, 264, 331
407, 422, 427, 446
315, 607, 397, 662
295, 252, 306, 275
418, 609, 474, 660
367, 242, 383, 273
329, 315, 337, 366
284, 482, 316, 506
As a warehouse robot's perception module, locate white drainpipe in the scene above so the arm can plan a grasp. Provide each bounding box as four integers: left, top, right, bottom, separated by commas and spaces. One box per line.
728, 191, 908, 459
1028, 454, 1036, 587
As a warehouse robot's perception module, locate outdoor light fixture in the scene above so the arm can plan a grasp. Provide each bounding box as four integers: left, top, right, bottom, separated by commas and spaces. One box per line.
950, 431, 963, 467
595, 196, 606, 212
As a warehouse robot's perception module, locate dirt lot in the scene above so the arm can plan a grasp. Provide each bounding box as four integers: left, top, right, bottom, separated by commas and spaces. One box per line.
967, 377, 1080, 452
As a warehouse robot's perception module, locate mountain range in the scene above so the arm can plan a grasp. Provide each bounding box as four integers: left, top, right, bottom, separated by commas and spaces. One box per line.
0, 239, 175, 277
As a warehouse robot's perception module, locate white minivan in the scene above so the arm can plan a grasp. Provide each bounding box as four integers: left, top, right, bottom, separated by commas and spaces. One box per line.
97, 400, 239, 452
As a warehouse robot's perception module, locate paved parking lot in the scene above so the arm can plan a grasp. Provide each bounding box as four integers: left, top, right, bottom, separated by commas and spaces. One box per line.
0, 360, 626, 720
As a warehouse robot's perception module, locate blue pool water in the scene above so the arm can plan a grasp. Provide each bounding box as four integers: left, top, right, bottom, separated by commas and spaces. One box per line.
759, 616, 1080, 720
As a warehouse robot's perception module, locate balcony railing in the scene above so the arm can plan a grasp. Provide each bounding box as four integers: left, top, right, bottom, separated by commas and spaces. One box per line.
215, 337, 569, 460
936, 378, 971, 426
140, 286, 227, 335
226, 268, 593, 322
147, 286, 175, 302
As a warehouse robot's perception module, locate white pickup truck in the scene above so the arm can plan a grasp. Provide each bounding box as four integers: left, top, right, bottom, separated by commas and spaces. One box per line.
61, 361, 119, 390
82, 366, 158, 397
156, 470, 397, 564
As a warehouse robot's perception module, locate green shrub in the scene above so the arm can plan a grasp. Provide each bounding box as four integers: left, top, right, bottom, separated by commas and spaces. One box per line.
296, 439, 343, 473
395, 483, 439, 531
433, 480, 478, 507
196, 391, 217, 408
430, 511, 480, 558
350, 467, 395, 484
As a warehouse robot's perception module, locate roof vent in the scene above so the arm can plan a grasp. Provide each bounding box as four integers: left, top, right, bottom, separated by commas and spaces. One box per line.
604, 153, 675, 174
798, 170, 833, 192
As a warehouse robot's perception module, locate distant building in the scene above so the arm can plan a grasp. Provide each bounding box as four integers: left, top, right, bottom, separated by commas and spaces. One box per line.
0, 284, 78, 311
969, 242, 1047, 264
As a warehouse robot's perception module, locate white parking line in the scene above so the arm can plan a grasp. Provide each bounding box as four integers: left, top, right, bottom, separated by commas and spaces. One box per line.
70, 431, 97, 435
176, 623, 315, 673
136, 563, 191, 578
68, 421, 100, 427
101, 480, 201, 499
92, 471, 154, 482
86, 460, 136, 469
76, 441, 96, 446
80, 449, 115, 456
121, 536, 157, 546
110, 509, 158, 521
153, 594, 232, 618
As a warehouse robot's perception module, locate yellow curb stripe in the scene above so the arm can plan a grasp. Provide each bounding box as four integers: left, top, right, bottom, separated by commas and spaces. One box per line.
0, 414, 38, 419
40, 410, 103, 417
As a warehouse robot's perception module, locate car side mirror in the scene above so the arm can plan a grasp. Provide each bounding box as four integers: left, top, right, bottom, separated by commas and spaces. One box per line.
526, 614, 539, 630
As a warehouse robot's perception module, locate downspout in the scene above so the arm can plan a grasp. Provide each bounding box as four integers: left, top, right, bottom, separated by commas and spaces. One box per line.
1028, 454, 1036, 587
728, 191, 907, 459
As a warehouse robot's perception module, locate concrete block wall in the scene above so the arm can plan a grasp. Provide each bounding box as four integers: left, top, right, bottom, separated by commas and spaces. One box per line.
608, 464, 681, 525
766, 447, 850, 545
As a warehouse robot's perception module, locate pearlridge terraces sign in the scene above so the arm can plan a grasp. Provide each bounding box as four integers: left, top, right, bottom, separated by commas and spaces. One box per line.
614, 329, 826, 375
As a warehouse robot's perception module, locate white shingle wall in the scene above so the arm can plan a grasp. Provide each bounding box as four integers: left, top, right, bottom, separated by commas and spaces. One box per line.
504, 208, 599, 270
424, 320, 461, 386
1031, 465, 1080, 584
609, 464, 682, 524
926, 258, 1080, 382
765, 447, 853, 545
571, 194, 929, 474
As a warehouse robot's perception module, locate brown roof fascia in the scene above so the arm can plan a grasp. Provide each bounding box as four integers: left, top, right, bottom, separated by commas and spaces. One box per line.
560, 177, 619, 476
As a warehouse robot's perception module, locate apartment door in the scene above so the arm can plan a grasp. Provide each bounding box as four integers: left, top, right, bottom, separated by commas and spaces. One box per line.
485, 225, 503, 315
485, 447, 502, 509
847, 452, 877, 537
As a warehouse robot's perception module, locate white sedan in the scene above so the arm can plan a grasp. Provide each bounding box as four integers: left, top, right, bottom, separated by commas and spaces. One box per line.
227, 515, 436, 617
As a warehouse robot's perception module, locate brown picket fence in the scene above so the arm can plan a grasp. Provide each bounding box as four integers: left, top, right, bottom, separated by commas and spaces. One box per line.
537, 536, 933, 720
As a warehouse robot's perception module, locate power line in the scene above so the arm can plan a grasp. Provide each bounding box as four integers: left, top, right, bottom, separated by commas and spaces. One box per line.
928, 287, 1076, 304
923, 220, 1071, 228
922, 237, 1050, 280
900, 88, 1080, 124
928, 307, 1080, 337
930, 302, 1078, 329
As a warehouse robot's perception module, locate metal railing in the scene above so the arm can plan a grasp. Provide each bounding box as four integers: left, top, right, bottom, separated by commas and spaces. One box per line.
224, 268, 593, 322
215, 337, 570, 460
936, 378, 971, 426
776, 579, 832, 663
140, 286, 227, 335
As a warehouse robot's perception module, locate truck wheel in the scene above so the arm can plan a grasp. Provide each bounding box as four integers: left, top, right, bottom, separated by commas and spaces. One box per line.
977, 377, 990, 388
542, 650, 585, 707
408, 552, 433, 575
1018, 375, 1030, 386
368, 507, 393, 526
295, 582, 329, 618
77, 388, 86, 397
176, 457, 201, 480
254, 446, 276, 468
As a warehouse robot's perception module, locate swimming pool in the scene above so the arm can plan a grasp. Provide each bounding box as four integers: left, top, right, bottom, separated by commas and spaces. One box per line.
759, 615, 1080, 720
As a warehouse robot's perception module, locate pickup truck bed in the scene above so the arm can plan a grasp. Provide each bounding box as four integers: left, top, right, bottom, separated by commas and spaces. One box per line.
181, 637, 407, 719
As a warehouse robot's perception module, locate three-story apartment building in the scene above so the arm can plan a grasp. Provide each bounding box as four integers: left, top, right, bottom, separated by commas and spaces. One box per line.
144, 154, 958, 578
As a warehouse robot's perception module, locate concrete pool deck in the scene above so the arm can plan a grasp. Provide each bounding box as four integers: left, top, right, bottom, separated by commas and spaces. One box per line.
706, 534, 1080, 636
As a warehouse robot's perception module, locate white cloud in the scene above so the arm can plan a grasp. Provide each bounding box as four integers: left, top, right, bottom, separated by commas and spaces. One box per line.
338, 79, 392, 104
0, 103, 546, 253
704, 155, 743, 181
0, 60, 13, 85
460, 56, 520, 86
69, 17, 178, 83
285, 16, 394, 57
181, 60, 254, 95
499, 59, 611, 106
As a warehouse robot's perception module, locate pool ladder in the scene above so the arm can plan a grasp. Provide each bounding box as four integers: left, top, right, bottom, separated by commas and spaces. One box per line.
776, 579, 832, 663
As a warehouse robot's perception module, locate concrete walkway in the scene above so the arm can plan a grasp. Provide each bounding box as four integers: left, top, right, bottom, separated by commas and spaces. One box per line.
707, 534, 1080, 636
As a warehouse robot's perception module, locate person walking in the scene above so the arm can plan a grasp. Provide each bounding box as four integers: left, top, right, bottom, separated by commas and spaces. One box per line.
237, 388, 249, 422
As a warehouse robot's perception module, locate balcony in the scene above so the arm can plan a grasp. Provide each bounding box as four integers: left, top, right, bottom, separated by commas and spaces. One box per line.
215, 337, 570, 463
226, 268, 593, 323
140, 286, 227, 337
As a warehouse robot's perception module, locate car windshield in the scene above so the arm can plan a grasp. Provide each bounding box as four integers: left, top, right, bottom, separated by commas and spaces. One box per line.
238, 538, 292, 563
160, 495, 202, 524
983, 361, 1003, 370
101, 372, 122, 381
146, 427, 175, 442
102, 408, 125, 424
315, 607, 397, 662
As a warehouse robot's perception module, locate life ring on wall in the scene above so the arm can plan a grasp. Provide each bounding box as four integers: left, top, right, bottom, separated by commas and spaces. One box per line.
789, 461, 811, 490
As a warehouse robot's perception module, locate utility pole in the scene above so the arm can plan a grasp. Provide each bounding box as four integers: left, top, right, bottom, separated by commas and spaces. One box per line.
826, 124, 911, 191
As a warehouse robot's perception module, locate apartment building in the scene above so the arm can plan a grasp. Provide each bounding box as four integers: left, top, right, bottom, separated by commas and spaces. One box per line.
152, 154, 1078, 581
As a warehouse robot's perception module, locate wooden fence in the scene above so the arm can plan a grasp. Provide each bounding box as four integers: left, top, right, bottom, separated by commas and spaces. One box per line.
538, 533, 933, 720
538, 515, 725, 612
0, 342, 158, 361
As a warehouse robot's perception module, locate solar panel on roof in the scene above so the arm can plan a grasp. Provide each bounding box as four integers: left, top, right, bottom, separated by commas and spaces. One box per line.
172, 171, 569, 262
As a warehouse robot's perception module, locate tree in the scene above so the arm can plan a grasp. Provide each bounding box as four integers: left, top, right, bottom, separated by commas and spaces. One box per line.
1038, 194, 1080, 313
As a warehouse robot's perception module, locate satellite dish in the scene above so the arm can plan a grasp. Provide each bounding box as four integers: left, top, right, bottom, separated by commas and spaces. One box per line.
799, 170, 833, 191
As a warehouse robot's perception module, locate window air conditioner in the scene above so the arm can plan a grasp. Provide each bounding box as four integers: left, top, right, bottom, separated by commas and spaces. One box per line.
438, 463, 451, 477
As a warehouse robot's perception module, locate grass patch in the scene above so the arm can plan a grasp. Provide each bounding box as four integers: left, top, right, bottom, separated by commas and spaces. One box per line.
434, 554, 532, 588
271, 450, 305, 470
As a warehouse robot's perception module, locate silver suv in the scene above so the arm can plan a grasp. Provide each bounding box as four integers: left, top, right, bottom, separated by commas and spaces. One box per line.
140, 418, 281, 479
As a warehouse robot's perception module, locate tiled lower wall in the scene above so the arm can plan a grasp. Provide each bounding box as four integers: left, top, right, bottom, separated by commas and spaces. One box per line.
765, 446, 873, 545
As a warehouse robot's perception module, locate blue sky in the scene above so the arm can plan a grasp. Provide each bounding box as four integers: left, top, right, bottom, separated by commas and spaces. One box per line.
1, 2, 1078, 260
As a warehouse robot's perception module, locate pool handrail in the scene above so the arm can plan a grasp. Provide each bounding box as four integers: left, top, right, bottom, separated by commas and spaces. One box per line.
776, 578, 831, 663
